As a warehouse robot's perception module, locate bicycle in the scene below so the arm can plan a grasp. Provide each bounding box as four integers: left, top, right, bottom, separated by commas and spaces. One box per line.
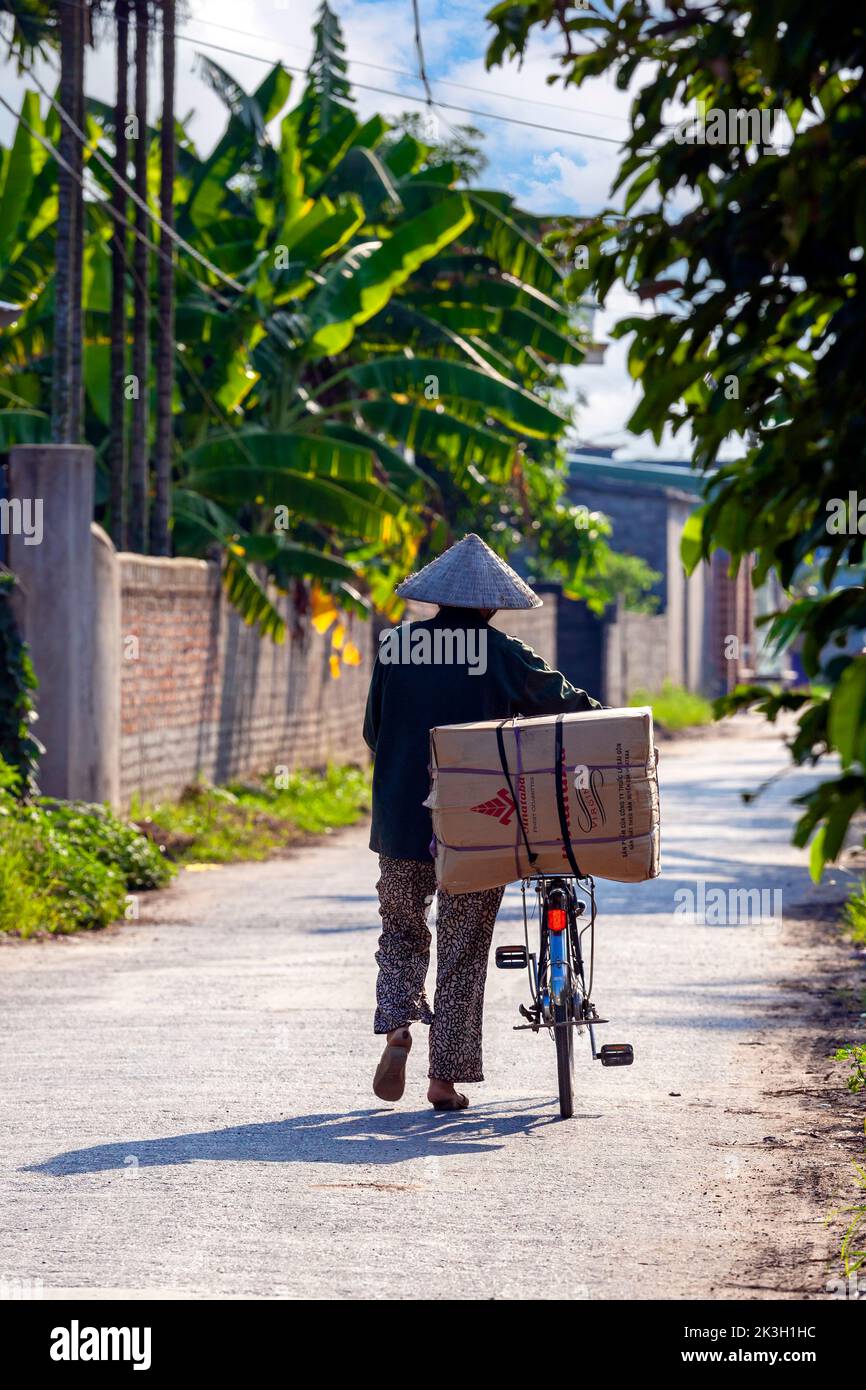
495, 872, 634, 1119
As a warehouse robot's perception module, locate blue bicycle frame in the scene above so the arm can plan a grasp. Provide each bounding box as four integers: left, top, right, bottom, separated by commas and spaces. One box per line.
498, 873, 634, 1118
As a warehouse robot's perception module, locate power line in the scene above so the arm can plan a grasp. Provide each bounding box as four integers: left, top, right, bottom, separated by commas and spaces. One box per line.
177, 8, 634, 126
174, 29, 632, 147
408, 0, 474, 158
35, 0, 632, 148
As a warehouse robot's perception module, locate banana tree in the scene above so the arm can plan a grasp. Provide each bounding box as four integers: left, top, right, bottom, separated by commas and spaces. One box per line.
163, 34, 595, 631
0, 5, 617, 644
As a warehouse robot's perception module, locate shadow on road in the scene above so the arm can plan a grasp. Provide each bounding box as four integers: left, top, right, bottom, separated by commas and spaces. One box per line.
23, 1099, 593, 1176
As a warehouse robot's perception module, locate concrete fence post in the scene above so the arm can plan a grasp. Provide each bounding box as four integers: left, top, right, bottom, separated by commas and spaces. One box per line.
7, 444, 120, 804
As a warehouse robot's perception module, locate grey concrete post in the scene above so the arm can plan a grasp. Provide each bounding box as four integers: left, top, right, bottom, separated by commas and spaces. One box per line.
7, 445, 119, 803
90, 522, 120, 805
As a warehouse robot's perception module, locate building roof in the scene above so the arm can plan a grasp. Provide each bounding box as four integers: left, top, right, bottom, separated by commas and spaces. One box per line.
566, 447, 714, 498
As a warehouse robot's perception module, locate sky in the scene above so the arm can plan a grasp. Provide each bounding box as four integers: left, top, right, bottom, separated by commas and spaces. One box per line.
0, 0, 699, 460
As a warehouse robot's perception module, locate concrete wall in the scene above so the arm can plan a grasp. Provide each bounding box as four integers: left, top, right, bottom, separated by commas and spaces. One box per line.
534, 583, 604, 700
572, 480, 671, 607
602, 604, 669, 708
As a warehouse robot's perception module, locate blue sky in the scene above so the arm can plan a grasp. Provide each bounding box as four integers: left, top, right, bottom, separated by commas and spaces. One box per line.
0, 0, 697, 459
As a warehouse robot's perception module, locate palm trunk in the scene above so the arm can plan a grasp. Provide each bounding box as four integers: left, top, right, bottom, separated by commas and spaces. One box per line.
68, 0, 87, 442
129, 0, 150, 553
109, 0, 130, 548
52, 0, 77, 442
151, 0, 176, 556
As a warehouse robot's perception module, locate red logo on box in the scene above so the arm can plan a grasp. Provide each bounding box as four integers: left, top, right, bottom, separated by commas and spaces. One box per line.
470, 787, 516, 825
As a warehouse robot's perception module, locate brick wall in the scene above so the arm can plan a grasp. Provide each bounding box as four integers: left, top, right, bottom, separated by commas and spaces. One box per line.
119, 556, 372, 804
709, 550, 754, 695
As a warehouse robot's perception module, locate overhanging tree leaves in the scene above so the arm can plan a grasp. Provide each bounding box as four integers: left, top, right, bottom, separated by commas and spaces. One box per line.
485, 0, 866, 872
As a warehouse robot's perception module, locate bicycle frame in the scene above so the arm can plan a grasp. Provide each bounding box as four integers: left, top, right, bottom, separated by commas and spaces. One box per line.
517, 873, 605, 1057
498, 871, 635, 1115
497, 872, 634, 1115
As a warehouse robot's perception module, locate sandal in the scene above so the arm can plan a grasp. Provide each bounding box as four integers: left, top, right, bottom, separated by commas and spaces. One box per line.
431, 1092, 469, 1111
373, 1029, 412, 1102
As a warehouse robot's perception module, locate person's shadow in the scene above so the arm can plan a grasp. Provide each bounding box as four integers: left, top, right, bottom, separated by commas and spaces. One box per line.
23, 1100, 600, 1177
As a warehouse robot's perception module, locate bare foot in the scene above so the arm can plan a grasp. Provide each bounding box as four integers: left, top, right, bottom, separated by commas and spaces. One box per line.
372, 1028, 412, 1102
427, 1080, 469, 1110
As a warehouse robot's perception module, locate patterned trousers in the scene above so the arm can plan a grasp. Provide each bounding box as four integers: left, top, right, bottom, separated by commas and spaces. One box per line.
374, 855, 505, 1083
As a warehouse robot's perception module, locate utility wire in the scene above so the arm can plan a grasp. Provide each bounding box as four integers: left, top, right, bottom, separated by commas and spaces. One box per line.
409, 0, 465, 155
39, 0, 635, 127
179, 8, 634, 126
179, 32, 632, 147
34, 0, 632, 148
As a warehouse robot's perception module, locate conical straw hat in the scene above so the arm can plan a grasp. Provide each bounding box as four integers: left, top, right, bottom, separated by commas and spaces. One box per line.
395, 533, 543, 610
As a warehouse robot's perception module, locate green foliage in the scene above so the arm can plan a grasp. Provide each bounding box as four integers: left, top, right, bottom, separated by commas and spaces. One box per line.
843, 880, 866, 948
0, 756, 174, 936
132, 764, 371, 864
380, 112, 489, 183
0, 568, 42, 790
485, 0, 866, 872
826, 1098, 866, 1276
0, 2, 652, 639
838, 1168, 866, 1278
834, 1045, 866, 1097
43, 798, 174, 891
629, 679, 714, 732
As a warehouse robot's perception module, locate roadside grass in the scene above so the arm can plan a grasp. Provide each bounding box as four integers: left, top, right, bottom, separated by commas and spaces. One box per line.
0, 757, 370, 936
131, 764, 372, 865
628, 679, 714, 731
843, 880, 866, 947
0, 757, 173, 938
830, 882, 866, 1279
838, 1162, 866, 1280
829, 1103, 866, 1279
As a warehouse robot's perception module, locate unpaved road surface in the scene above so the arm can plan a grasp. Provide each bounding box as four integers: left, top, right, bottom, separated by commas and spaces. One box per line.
0, 720, 859, 1300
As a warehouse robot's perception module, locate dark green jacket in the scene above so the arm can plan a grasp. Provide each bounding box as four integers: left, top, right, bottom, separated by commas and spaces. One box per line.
363, 606, 601, 861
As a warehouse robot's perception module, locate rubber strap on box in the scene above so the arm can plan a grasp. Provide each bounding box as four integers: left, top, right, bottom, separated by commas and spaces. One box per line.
555, 714, 584, 880
495, 721, 537, 867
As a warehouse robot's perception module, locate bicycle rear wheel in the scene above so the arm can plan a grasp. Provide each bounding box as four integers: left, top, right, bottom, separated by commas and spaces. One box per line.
554, 1002, 574, 1119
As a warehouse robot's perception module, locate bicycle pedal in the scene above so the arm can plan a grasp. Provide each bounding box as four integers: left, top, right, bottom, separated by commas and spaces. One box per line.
495, 944, 528, 970
599, 1043, 634, 1067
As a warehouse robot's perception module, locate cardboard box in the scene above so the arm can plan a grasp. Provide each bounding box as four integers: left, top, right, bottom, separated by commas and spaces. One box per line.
425, 707, 660, 893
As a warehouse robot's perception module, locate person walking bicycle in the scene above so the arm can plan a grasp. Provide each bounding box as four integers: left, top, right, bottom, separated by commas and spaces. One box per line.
363, 534, 601, 1111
